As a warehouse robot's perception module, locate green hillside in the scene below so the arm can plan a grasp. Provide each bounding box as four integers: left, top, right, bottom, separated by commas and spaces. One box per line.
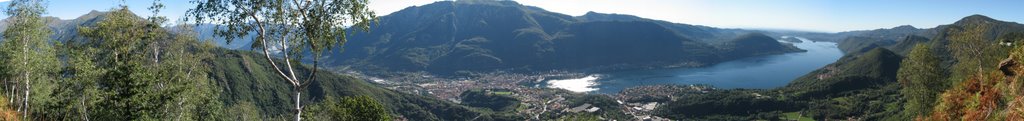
207, 49, 513, 120
717, 33, 806, 59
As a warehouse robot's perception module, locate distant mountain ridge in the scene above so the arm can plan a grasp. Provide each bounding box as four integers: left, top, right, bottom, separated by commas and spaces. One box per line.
576, 11, 752, 42
836, 14, 1024, 56
324, 0, 802, 74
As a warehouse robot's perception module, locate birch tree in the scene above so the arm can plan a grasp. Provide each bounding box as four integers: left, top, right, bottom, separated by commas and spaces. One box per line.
70, 1, 222, 119
0, 0, 58, 119
187, 0, 376, 120
897, 44, 945, 118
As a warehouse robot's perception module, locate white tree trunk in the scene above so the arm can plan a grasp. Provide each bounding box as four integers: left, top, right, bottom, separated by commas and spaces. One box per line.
81, 94, 90, 121
153, 43, 160, 64
23, 72, 29, 119
295, 91, 302, 121
7, 79, 12, 104
21, 40, 29, 118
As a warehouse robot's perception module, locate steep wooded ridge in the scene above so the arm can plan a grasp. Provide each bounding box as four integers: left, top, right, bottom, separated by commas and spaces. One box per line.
323, 1, 801, 74
835, 15, 1024, 56
653, 15, 1024, 120
208, 49, 510, 120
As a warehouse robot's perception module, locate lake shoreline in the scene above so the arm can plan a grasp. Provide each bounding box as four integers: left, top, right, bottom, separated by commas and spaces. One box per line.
544, 38, 842, 94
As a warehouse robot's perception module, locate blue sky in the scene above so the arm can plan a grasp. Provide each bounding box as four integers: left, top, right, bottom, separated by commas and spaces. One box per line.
0, 0, 1021, 32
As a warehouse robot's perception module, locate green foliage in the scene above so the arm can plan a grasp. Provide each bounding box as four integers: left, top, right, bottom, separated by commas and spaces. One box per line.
556, 113, 600, 121
187, 0, 377, 55
224, 101, 265, 120
655, 90, 797, 120
803, 83, 903, 120
459, 89, 520, 112
34, 3, 222, 120
782, 112, 814, 121
0, 0, 59, 119
944, 15, 1019, 83
187, 1, 378, 120
783, 48, 903, 99
897, 44, 945, 118
305, 95, 392, 121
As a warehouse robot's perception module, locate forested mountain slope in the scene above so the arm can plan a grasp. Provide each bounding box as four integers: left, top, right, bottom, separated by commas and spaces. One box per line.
324, 1, 802, 74
207, 49, 514, 120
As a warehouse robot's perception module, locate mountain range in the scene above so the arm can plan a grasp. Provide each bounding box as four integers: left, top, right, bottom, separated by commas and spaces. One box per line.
319, 1, 802, 74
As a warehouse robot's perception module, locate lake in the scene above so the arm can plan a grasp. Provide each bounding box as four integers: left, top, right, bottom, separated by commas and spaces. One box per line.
545, 37, 843, 94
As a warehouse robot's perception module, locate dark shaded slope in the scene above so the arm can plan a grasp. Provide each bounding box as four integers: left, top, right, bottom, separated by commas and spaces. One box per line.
717, 33, 804, 58
837, 36, 896, 54
327, 0, 803, 75
782, 48, 903, 98
576, 12, 745, 42
888, 35, 931, 55
545, 21, 718, 69
327, 1, 575, 73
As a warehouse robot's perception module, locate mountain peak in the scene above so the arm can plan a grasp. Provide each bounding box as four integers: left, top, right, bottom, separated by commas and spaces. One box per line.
864, 47, 899, 58
76, 10, 107, 20
891, 25, 917, 30
580, 11, 622, 17
955, 14, 998, 25
448, 0, 520, 6
86, 10, 102, 15
577, 11, 646, 22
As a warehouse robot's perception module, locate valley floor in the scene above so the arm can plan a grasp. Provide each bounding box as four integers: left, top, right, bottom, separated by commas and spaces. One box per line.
347, 70, 709, 120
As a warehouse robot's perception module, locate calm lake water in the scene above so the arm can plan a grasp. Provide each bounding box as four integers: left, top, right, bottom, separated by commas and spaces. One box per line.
545, 37, 843, 94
